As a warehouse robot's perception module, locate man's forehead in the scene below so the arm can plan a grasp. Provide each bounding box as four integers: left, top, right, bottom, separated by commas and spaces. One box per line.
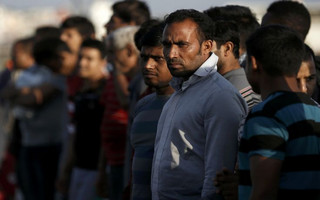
162, 20, 198, 40
141, 45, 164, 54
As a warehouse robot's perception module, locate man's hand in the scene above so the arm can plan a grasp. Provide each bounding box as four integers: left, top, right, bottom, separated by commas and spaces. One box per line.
214, 167, 238, 200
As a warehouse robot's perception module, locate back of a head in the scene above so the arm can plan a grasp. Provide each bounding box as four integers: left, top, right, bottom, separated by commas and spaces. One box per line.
81, 39, 106, 59
165, 9, 214, 42
33, 38, 70, 68
35, 26, 61, 41
204, 5, 259, 52
262, 1, 311, 40
107, 26, 140, 51
212, 20, 240, 59
246, 25, 304, 77
134, 19, 162, 50
112, 0, 150, 25
61, 16, 95, 39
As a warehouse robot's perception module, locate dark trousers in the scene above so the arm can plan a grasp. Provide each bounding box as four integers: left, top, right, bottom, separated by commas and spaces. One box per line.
108, 165, 124, 200
19, 144, 61, 200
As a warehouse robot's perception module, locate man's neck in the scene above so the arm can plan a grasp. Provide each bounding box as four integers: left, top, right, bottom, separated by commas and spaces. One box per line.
156, 85, 175, 96
259, 75, 300, 100
218, 58, 241, 75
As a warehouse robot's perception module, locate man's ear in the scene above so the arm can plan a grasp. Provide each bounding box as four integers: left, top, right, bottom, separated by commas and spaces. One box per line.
250, 56, 260, 72
223, 41, 234, 57
202, 40, 213, 55
126, 43, 136, 57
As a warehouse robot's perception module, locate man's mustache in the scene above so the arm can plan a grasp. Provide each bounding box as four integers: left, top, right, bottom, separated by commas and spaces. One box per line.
166, 58, 183, 65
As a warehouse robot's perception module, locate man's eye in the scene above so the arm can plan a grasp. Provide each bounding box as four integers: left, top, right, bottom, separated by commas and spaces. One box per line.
177, 42, 187, 47
306, 75, 315, 82
154, 57, 164, 62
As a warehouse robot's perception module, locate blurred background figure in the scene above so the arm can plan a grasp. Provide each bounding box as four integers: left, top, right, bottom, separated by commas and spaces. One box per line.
57, 39, 107, 200
1, 37, 71, 200
97, 25, 140, 200
104, 0, 150, 35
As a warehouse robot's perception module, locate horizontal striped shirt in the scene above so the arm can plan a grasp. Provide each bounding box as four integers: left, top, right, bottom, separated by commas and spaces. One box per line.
130, 93, 171, 200
239, 91, 320, 200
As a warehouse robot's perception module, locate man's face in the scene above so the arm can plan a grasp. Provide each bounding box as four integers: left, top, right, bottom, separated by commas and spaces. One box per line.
12, 43, 34, 69
162, 19, 207, 80
141, 45, 172, 88
59, 51, 78, 76
79, 47, 105, 80
106, 44, 138, 75
105, 15, 130, 35
297, 57, 316, 96
60, 28, 83, 53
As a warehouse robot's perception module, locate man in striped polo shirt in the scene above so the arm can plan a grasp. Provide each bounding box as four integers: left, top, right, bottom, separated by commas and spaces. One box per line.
239, 25, 320, 200
211, 20, 261, 110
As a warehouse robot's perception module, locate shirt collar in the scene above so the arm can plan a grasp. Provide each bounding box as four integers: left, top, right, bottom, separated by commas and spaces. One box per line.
170, 53, 219, 91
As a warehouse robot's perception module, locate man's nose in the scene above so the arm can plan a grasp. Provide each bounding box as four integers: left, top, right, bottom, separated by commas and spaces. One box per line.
165, 45, 177, 59
299, 79, 308, 94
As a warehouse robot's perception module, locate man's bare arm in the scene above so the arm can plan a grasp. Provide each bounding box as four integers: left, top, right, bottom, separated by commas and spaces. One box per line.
250, 155, 282, 200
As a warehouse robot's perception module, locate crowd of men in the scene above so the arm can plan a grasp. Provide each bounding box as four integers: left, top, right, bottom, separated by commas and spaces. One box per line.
0, 0, 319, 200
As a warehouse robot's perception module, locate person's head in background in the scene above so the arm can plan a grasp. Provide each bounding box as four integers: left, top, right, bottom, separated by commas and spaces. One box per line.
105, 0, 150, 34
261, 0, 311, 41
35, 26, 61, 42
211, 20, 240, 75
105, 26, 140, 77
297, 44, 316, 97
60, 16, 95, 75
79, 39, 107, 82
139, 22, 173, 95
245, 25, 304, 97
204, 5, 259, 59
12, 37, 35, 70
33, 38, 74, 74
60, 16, 95, 54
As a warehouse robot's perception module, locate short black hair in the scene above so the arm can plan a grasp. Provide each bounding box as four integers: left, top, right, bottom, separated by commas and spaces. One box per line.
303, 44, 315, 62
81, 39, 106, 59
140, 22, 165, 48
204, 5, 259, 51
35, 26, 61, 41
113, 0, 150, 25
263, 1, 311, 40
134, 19, 162, 50
60, 16, 95, 39
246, 25, 304, 77
165, 9, 214, 43
212, 21, 240, 59
33, 38, 70, 70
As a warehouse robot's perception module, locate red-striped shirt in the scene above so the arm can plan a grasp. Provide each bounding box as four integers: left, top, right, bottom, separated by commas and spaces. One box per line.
100, 75, 128, 166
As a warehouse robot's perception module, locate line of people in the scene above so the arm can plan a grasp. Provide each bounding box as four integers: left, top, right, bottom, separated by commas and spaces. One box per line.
0, 0, 319, 200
